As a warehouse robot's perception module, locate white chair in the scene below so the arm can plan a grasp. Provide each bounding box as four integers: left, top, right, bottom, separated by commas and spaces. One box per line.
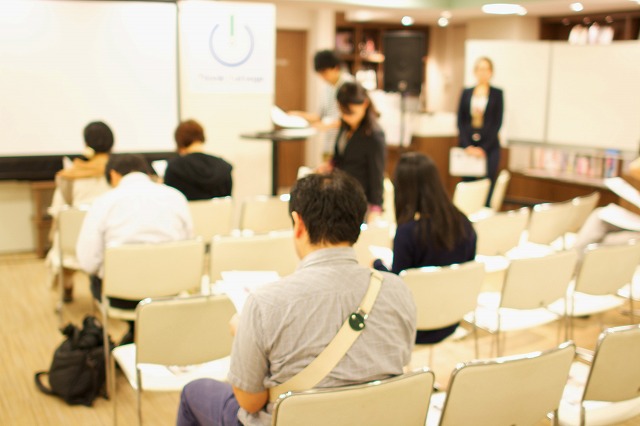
209, 230, 298, 281
352, 221, 392, 267
401, 261, 485, 362
473, 207, 530, 256
564, 192, 600, 249
452, 178, 491, 217
466, 250, 578, 356
97, 239, 205, 397
427, 342, 576, 426
272, 368, 435, 426
558, 324, 640, 426
550, 241, 640, 339
55, 205, 89, 323
111, 294, 236, 425
527, 199, 574, 247
488, 169, 511, 212
188, 197, 233, 241
240, 194, 291, 234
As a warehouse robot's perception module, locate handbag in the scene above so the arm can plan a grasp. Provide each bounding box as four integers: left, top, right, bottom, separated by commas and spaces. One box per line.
449, 146, 487, 177
34, 316, 113, 406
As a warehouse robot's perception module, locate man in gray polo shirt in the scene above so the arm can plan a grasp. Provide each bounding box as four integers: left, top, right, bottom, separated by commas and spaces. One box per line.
177, 171, 416, 426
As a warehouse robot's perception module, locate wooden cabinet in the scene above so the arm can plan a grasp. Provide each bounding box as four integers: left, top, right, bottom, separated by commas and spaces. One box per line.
540, 10, 640, 41
335, 12, 429, 91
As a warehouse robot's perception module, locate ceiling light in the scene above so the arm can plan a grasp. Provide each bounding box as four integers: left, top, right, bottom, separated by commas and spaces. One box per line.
401, 16, 414, 26
570, 2, 584, 12
481, 3, 527, 15
438, 17, 449, 27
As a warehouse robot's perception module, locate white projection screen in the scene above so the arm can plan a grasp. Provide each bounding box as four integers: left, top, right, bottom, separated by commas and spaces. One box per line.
0, 0, 178, 156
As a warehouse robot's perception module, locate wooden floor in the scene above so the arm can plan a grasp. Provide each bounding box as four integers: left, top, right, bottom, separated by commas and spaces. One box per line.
1, 253, 639, 425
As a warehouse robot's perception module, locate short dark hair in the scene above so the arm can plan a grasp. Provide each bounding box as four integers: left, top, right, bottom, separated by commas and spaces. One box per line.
394, 152, 469, 251
105, 154, 151, 184
174, 119, 205, 150
314, 50, 341, 72
83, 121, 114, 153
289, 171, 367, 245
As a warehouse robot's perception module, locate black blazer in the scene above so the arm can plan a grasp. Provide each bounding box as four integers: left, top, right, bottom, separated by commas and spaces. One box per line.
333, 123, 386, 206
457, 86, 504, 177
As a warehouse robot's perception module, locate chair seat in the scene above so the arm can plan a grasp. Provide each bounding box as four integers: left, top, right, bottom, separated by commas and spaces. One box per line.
469, 292, 561, 332
548, 292, 626, 317
558, 362, 640, 426
617, 280, 640, 301
112, 344, 230, 392
506, 242, 557, 259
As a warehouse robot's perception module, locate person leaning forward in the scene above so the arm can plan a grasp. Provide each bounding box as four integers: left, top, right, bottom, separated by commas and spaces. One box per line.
177, 171, 416, 426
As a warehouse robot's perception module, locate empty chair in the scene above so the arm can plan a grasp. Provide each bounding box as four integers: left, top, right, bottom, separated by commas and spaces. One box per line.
352, 221, 392, 267
452, 178, 491, 217
466, 250, 578, 356
473, 207, 529, 256
97, 239, 205, 396
55, 205, 89, 323
209, 230, 298, 281
188, 197, 233, 241
272, 368, 435, 426
240, 194, 291, 233
566, 192, 601, 235
401, 261, 485, 363
488, 169, 511, 212
558, 324, 640, 426
527, 199, 574, 246
427, 342, 575, 426
111, 294, 237, 425
550, 241, 640, 338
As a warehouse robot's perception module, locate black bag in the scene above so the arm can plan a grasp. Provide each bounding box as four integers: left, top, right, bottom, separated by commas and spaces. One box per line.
34, 316, 113, 406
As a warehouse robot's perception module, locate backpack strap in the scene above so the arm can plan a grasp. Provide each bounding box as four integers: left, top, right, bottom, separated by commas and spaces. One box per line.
268, 270, 383, 402
34, 371, 56, 396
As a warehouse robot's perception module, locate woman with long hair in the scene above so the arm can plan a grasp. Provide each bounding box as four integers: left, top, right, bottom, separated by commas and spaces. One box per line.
374, 152, 477, 343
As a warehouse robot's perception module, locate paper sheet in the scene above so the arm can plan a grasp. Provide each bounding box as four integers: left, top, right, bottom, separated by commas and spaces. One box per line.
271, 106, 309, 129
597, 203, 640, 231
212, 271, 279, 313
604, 177, 640, 209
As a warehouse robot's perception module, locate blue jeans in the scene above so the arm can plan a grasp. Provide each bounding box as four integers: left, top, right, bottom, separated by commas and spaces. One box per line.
177, 379, 241, 426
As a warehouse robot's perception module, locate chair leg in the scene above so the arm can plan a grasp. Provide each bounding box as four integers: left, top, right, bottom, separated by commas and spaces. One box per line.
111, 352, 118, 426
101, 307, 112, 400
473, 322, 479, 360
136, 368, 143, 425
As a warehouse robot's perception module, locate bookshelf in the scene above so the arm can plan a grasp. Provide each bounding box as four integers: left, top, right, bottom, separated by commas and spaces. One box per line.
335, 12, 429, 91
540, 9, 640, 41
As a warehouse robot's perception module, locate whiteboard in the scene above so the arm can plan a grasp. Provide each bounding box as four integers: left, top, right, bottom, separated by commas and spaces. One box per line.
547, 42, 640, 151
465, 40, 551, 143
0, 0, 178, 156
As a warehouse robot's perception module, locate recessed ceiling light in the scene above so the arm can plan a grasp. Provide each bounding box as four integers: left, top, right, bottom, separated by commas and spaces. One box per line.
481, 3, 527, 15
570, 2, 584, 12
401, 16, 414, 26
438, 17, 449, 27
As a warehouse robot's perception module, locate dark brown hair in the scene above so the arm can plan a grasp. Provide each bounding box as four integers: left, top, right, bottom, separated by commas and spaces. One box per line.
174, 119, 205, 150
336, 82, 380, 135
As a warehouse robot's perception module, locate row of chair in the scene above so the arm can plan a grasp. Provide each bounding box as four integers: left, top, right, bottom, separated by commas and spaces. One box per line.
111, 292, 640, 426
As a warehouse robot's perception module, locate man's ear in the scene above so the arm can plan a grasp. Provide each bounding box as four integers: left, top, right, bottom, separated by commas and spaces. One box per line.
291, 211, 305, 238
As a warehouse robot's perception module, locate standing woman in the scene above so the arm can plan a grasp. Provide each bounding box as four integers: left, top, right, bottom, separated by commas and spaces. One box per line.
457, 57, 504, 204
324, 81, 385, 220
374, 152, 476, 344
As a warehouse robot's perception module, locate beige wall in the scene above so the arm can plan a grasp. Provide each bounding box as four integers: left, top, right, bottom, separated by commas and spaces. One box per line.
467, 16, 540, 40
0, 182, 34, 253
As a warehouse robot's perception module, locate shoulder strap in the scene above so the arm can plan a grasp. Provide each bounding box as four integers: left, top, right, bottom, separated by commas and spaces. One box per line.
34, 372, 56, 396
269, 270, 384, 402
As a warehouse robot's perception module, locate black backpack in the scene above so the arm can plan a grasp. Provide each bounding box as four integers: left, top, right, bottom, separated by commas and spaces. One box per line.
35, 316, 114, 406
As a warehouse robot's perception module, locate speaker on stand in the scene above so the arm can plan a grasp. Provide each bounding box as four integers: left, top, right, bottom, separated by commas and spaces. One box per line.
383, 31, 426, 147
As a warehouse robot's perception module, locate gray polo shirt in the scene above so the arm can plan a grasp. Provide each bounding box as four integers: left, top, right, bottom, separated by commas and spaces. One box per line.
228, 247, 417, 426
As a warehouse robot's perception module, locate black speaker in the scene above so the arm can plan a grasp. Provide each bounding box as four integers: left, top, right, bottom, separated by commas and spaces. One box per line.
383, 31, 426, 95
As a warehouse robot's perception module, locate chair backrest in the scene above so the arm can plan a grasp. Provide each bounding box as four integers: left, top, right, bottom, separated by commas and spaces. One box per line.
452, 178, 491, 216
352, 222, 392, 266
566, 191, 600, 234
583, 324, 640, 403
209, 231, 298, 281
71, 176, 110, 206
103, 239, 204, 300
527, 199, 573, 245
58, 205, 89, 258
501, 250, 578, 309
240, 195, 291, 234
473, 207, 529, 256
401, 262, 485, 330
575, 241, 640, 296
188, 197, 233, 241
272, 369, 434, 426
489, 169, 511, 212
135, 294, 237, 366
438, 342, 575, 426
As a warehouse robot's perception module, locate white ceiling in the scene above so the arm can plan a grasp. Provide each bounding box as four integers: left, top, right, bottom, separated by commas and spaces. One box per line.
260, 0, 640, 25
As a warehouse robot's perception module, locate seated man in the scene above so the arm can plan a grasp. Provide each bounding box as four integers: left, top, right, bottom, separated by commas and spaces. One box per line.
177, 171, 416, 426
164, 119, 233, 201
76, 154, 193, 344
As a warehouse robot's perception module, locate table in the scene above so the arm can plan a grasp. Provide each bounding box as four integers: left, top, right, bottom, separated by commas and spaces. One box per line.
241, 129, 314, 196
